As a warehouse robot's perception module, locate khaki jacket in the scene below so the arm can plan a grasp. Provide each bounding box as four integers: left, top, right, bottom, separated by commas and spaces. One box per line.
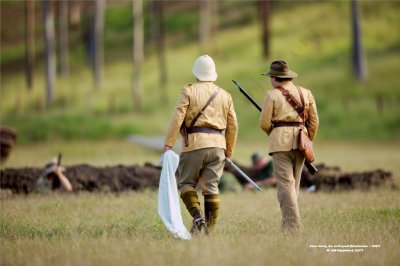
164, 82, 238, 157
259, 81, 319, 154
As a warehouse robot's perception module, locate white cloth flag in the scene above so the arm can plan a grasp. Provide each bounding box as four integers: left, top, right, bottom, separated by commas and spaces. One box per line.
158, 150, 191, 240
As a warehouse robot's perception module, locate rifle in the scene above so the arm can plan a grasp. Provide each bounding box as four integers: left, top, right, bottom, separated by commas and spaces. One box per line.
225, 158, 263, 191
232, 79, 318, 175
57, 153, 62, 166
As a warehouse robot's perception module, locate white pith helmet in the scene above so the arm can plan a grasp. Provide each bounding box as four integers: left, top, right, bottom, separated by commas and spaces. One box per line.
192, 55, 218, 82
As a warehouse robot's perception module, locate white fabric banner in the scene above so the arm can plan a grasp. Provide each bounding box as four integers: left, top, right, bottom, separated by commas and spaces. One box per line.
158, 150, 191, 240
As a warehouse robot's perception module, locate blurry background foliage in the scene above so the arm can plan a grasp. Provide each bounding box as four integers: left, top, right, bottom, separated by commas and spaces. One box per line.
1, 1, 400, 144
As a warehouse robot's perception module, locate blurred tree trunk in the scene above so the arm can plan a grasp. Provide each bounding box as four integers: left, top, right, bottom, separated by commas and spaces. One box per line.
133, 0, 143, 111
151, 0, 168, 106
58, 0, 69, 77
94, 0, 105, 90
25, 0, 35, 90
210, 0, 219, 55
351, 0, 367, 81
69, 0, 81, 26
199, 0, 212, 54
258, 0, 271, 58
84, 8, 95, 68
43, 0, 55, 106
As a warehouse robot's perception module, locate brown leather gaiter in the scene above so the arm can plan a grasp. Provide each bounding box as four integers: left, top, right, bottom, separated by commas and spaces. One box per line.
204, 194, 220, 230
180, 190, 201, 217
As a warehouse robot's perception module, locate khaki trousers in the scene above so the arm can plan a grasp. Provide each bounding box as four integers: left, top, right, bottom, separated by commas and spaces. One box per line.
178, 147, 225, 195
272, 150, 305, 232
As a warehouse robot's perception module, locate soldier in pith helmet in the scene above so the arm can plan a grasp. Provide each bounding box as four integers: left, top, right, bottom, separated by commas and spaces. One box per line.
164, 55, 238, 234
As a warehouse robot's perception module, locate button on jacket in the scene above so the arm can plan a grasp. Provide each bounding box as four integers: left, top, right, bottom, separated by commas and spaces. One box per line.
259, 81, 319, 154
164, 81, 238, 158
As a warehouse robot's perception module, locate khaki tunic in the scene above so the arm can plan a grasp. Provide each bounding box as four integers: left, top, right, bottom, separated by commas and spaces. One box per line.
164, 81, 238, 158
259, 81, 319, 154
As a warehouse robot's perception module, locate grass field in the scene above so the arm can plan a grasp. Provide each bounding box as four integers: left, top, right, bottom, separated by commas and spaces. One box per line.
1, 2, 400, 265
1, 189, 399, 266
1, 2, 400, 142
1, 140, 399, 265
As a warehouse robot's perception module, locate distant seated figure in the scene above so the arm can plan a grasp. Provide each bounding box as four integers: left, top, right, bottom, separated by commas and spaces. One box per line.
0, 126, 17, 163
244, 152, 277, 190
35, 158, 73, 193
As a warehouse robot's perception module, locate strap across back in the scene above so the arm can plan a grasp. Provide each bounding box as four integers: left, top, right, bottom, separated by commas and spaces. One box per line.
189, 87, 221, 129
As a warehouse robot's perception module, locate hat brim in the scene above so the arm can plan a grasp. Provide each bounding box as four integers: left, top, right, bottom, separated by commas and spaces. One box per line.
193, 73, 218, 82
261, 71, 298, 78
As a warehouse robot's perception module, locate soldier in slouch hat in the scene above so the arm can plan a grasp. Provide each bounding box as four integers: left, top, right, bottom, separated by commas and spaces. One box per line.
260, 60, 319, 233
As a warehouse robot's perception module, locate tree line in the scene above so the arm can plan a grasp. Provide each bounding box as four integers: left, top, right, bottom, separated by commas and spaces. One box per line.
18, 0, 366, 111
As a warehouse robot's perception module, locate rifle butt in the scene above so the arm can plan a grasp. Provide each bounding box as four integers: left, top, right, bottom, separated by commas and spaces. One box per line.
305, 161, 318, 175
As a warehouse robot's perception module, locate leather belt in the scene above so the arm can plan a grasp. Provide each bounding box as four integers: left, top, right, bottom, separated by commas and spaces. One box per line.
273, 121, 302, 128
187, 126, 223, 135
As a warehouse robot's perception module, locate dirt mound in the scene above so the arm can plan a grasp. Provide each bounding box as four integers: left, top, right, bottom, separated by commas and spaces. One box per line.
1, 163, 162, 194
225, 161, 395, 192
0, 161, 395, 194
300, 163, 395, 191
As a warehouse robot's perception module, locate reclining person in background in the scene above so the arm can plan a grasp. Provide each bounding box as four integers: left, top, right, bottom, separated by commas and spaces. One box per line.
244, 152, 277, 190
220, 152, 277, 192
35, 158, 73, 193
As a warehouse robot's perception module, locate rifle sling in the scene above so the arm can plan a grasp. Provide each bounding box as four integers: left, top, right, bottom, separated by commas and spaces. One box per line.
188, 87, 221, 132
276, 86, 306, 125
296, 86, 307, 123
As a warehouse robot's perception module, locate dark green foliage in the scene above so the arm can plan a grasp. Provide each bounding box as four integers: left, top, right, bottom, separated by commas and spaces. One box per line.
2, 114, 142, 143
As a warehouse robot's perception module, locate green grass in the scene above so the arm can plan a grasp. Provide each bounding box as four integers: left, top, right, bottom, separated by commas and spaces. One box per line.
1, 3, 399, 265
2, 113, 144, 143
1, 2, 400, 143
1, 139, 399, 266
1, 190, 399, 266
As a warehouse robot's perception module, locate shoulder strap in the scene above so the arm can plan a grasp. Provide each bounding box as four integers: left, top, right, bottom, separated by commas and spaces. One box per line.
276, 86, 305, 123
296, 86, 306, 122
276, 86, 304, 117
189, 87, 221, 128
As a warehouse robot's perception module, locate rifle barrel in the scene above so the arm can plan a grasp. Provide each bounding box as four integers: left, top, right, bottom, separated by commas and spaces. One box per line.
232, 80, 262, 112
57, 153, 62, 166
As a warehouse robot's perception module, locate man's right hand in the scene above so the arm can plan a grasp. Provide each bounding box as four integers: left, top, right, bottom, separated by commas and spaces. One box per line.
163, 145, 172, 152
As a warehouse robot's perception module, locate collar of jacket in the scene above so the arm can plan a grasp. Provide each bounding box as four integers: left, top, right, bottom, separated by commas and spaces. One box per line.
273, 81, 292, 89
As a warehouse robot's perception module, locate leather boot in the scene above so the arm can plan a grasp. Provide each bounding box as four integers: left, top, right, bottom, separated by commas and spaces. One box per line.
204, 194, 220, 232
190, 209, 208, 235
